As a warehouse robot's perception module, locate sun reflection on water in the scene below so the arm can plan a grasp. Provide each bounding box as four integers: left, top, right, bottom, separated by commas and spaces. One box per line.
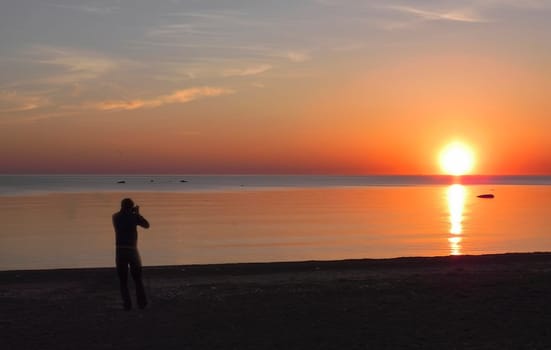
447, 184, 466, 255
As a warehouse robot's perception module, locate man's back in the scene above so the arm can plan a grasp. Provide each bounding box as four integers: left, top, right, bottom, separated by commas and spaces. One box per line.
113, 210, 149, 248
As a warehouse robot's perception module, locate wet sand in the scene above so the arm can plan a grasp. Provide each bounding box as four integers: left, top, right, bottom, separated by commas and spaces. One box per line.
3, 253, 551, 349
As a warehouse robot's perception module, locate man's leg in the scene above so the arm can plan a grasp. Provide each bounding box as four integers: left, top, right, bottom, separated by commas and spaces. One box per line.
116, 251, 132, 310
129, 250, 147, 309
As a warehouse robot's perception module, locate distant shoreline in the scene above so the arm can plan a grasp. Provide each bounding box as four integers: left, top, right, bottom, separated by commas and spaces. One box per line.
3, 251, 551, 274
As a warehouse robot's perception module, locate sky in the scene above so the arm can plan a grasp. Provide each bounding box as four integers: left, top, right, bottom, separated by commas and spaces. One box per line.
1, 0, 550, 175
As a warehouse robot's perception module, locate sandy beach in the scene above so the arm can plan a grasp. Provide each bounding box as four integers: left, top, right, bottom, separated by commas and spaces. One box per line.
3, 253, 551, 349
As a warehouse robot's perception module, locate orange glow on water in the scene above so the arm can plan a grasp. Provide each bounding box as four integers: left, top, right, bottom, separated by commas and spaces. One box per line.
446, 184, 467, 255
3, 184, 551, 270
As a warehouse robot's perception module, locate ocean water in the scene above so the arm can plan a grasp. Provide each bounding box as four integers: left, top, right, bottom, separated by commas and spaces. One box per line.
0, 175, 550, 270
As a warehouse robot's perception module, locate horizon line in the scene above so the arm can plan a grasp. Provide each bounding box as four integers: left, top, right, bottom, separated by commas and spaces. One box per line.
2, 173, 551, 177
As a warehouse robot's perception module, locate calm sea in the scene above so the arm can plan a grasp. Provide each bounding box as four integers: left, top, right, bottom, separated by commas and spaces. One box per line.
1, 175, 550, 270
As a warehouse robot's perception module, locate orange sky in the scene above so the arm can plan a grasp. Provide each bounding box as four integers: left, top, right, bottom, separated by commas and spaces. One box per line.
1, 1, 550, 174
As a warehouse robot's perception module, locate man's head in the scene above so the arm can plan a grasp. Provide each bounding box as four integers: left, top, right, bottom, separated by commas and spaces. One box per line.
121, 198, 135, 211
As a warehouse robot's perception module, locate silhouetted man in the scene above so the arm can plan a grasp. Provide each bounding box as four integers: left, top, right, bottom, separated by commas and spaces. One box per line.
112, 198, 150, 310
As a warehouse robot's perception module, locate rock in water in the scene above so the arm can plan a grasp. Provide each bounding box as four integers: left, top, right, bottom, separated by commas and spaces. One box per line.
477, 194, 494, 198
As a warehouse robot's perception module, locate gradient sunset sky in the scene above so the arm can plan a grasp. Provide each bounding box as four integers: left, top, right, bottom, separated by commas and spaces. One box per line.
1, 0, 550, 174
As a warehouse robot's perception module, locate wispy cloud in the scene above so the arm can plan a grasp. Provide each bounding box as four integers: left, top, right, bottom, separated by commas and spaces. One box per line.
147, 23, 229, 39
285, 51, 311, 63
145, 10, 257, 41
23, 46, 119, 85
47, 3, 119, 14
87, 87, 234, 111
223, 64, 272, 77
161, 10, 249, 20
385, 5, 487, 23
37, 48, 115, 76
0, 91, 50, 113
481, 0, 551, 10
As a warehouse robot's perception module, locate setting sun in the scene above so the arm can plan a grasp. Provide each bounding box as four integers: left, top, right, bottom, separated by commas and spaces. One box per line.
439, 142, 476, 176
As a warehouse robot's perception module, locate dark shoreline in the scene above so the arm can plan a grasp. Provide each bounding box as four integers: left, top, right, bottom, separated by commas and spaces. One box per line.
3, 252, 551, 349
4, 251, 551, 274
